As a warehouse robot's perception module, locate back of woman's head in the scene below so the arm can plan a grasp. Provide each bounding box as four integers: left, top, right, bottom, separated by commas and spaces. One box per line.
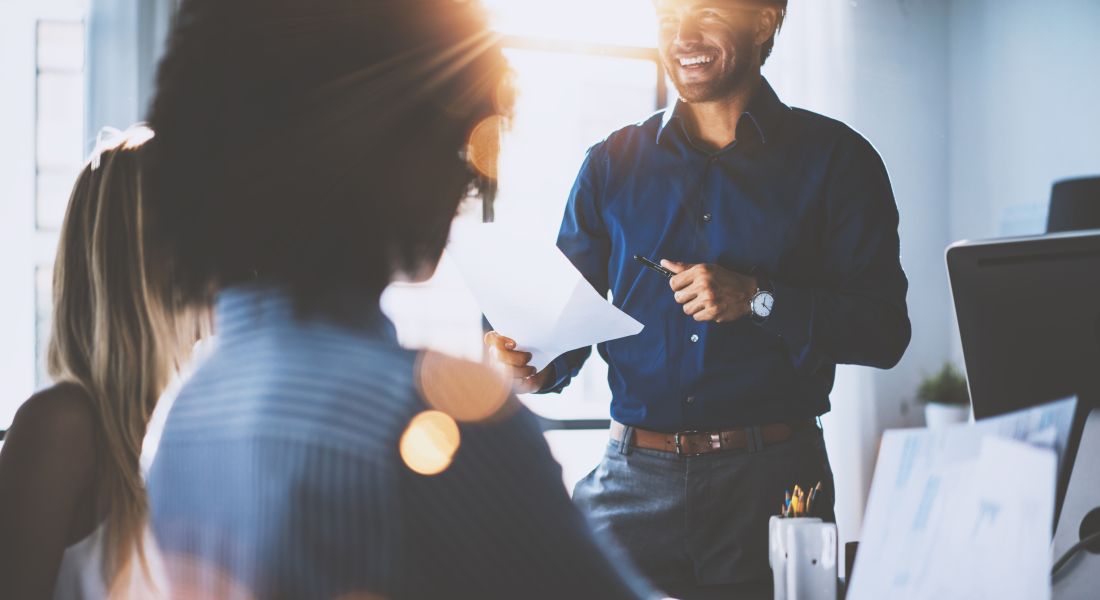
49, 125, 189, 587
145, 0, 512, 315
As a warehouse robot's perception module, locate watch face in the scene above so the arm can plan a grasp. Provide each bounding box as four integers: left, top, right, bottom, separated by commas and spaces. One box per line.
752, 291, 774, 318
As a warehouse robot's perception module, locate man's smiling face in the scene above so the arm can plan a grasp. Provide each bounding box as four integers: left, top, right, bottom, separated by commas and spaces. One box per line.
655, 0, 762, 103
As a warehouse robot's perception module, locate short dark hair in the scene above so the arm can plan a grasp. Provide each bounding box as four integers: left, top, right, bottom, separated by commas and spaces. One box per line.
145, 0, 511, 317
760, 0, 787, 66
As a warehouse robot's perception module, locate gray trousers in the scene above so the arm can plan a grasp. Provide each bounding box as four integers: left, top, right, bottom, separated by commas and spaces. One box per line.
573, 423, 836, 599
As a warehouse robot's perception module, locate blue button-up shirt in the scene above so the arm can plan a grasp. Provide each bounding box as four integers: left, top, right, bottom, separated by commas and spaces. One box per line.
543, 78, 911, 432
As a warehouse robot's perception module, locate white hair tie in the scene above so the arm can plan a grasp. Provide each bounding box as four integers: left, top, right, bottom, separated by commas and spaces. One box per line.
89, 124, 155, 170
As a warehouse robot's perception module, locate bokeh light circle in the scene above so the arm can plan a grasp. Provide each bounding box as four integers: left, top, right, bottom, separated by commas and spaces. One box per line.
400, 410, 462, 476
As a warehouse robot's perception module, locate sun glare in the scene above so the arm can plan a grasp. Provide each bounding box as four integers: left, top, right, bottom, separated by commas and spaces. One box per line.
481, 0, 658, 48
400, 410, 462, 476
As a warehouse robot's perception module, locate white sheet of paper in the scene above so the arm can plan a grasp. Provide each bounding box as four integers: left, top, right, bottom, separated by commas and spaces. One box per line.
938, 437, 1055, 600
908, 396, 1075, 486
446, 222, 643, 371
972, 396, 1076, 466
847, 398, 1072, 600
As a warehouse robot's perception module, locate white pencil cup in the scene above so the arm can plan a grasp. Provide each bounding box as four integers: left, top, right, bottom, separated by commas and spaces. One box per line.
768, 516, 837, 600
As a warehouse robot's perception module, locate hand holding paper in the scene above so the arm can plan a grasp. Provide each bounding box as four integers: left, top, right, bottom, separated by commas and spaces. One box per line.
447, 222, 643, 382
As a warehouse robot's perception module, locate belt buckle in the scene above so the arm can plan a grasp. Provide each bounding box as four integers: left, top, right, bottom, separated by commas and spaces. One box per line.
674, 430, 701, 457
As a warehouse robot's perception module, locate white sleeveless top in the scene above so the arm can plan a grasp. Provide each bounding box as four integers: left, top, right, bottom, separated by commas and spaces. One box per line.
54, 523, 168, 599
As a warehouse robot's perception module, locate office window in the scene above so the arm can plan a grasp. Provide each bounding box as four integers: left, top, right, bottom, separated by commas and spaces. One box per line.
483, 0, 658, 48
492, 48, 662, 237
381, 3, 667, 485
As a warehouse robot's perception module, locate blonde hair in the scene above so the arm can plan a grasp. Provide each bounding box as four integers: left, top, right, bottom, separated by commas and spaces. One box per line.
47, 125, 196, 589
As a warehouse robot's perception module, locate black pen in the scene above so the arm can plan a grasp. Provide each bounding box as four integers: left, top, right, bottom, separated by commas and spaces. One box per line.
633, 254, 675, 278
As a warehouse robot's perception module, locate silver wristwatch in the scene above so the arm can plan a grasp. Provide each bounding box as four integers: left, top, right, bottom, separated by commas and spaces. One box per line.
749, 288, 774, 321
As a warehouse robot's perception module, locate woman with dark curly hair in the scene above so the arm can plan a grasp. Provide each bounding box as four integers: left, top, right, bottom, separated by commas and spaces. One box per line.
142, 1, 660, 598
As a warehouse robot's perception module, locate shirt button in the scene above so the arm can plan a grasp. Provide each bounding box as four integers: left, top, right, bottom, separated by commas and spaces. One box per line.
702, 213, 712, 223
685, 396, 695, 404
690, 334, 699, 343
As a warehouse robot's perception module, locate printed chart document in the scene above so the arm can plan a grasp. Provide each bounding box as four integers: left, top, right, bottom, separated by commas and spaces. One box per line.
446, 222, 643, 371
847, 397, 1076, 600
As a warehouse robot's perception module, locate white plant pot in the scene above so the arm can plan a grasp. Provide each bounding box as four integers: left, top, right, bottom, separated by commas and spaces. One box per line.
924, 403, 970, 429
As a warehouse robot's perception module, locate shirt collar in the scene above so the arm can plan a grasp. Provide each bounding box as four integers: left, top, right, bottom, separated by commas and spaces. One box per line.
657, 77, 788, 147
215, 284, 397, 344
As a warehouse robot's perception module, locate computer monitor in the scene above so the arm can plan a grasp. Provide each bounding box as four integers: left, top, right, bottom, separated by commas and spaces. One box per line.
947, 228, 1100, 521
947, 229, 1100, 418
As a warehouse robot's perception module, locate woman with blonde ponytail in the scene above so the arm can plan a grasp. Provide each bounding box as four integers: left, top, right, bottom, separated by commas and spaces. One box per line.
0, 125, 197, 599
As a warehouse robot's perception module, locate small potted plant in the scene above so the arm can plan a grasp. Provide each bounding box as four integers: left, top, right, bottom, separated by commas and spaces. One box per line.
917, 362, 971, 429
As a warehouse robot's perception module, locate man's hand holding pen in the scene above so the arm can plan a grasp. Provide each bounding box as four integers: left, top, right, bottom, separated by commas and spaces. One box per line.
661, 260, 757, 324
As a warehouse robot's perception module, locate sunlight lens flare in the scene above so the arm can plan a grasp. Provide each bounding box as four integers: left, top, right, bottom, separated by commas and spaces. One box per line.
415, 351, 512, 423
480, 0, 657, 48
400, 410, 462, 476
466, 115, 505, 180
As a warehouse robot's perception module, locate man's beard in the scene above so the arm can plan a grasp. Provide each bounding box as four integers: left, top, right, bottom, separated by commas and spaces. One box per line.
667, 36, 756, 103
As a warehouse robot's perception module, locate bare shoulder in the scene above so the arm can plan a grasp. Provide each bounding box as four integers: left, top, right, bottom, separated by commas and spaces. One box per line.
4, 382, 97, 462
413, 351, 518, 423
0, 383, 101, 584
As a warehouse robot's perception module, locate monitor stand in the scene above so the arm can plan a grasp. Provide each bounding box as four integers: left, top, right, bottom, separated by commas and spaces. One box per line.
1053, 408, 1100, 598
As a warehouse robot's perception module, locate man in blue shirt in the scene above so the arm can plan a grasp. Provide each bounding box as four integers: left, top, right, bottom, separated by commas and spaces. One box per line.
486, 0, 910, 597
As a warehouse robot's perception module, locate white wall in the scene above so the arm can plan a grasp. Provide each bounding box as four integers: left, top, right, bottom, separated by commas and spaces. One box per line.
766, 0, 1100, 551
949, 0, 1100, 243
766, 0, 951, 547
947, 0, 1100, 360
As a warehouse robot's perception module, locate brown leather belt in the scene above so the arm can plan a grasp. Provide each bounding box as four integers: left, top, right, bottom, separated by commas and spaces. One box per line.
610, 419, 818, 457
